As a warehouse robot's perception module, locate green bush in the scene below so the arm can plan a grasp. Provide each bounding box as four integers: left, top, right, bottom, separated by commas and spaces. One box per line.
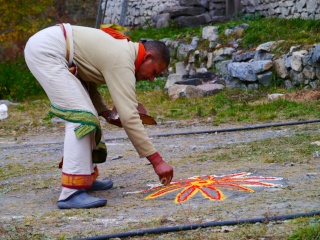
0, 58, 44, 101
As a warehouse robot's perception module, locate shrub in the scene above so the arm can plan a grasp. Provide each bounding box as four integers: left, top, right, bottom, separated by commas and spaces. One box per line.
0, 58, 44, 101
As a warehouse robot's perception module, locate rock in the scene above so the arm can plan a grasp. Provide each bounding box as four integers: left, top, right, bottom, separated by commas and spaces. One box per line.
256, 41, 284, 52
156, 13, 170, 28
214, 47, 236, 57
175, 78, 203, 86
202, 26, 219, 41
175, 62, 187, 75
257, 71, 273, 86
177, 44, 194, 60
310, 80, 318, 89
251, 60, 273, 73
174, 13, 212, 27
253, 51, 274, 61
216, 60, 232, 76
207, 52, 213, 68
111, 155, 123, 160
232, 51, 255, 62
0, 104, 8, 120
195, 67, 208, 73
290, 70, 305, 86
0, 100, 20, 106
168, 82, 223, 99
291, 50, 308, 71
196, 83, 224, 96
161, 6, 206, 18
311, 43, 320, 63
268, 93, 284, 100
164, 74, 184, 92
303, 65, 316, 80
227, 62, 257, 81
284, 79, 294, 90
168, 85, 188, 100
274, 58, 289, 79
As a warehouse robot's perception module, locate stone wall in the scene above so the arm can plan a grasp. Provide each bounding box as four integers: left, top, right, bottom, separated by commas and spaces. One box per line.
241, 0, 320, 20
161, 24, 320, 99
101, 0, 227, 27
101, 0, 320, 28
102, 0, 179, 26
64, 0, 320, 29
155, 0, 226, 28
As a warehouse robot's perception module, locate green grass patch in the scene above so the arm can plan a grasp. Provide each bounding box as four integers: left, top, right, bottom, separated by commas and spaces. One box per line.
288, 217, 320, 240
183, 130, 320, 164
133, 88, 320, 124
0, 160, 57, 181
239, 17, 320, 52
128, 22, 202, 42
214, 97, 320, 124
1, 87, 320, 137
0, 163, 26, 180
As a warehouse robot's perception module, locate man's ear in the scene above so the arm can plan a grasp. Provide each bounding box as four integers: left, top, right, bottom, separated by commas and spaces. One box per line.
143, 53, 153, 62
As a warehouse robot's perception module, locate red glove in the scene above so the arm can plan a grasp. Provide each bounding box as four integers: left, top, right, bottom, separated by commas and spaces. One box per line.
147, 152, 173, 185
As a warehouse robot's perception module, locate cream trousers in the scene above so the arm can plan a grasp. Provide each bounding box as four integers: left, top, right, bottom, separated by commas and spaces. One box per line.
24, 24, 98, 200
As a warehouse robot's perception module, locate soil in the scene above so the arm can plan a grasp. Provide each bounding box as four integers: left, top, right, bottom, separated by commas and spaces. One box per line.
0, 91, 320, 239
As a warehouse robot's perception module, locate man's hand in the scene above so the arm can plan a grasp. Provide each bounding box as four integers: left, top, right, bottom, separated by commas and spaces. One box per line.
100, 110, 122, 128
147, 152, 173, 185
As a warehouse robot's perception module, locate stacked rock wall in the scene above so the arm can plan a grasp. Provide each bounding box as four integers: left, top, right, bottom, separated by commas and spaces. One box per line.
102, 0, 179, 26
101, 0, 226, 27
162, 24, 320, 99
241, 0, 320, 20
101, 0, 320, 28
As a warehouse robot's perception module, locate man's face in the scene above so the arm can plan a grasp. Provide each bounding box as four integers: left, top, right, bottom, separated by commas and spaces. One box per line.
136, 54, 167, 82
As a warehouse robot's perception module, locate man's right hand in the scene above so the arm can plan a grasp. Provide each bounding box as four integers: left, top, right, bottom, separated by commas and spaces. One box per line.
147, 152, 174, 185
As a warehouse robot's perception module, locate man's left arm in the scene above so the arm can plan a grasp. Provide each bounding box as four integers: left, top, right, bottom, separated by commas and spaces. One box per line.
83, 82, 110, 115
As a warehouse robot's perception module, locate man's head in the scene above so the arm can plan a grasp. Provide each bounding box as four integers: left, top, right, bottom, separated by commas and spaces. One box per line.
135, 40, 170, 82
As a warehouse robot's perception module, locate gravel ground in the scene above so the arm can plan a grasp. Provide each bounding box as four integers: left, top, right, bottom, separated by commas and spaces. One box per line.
0, 120, 319, 239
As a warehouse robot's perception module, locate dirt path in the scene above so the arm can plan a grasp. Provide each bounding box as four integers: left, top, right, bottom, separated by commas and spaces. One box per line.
1, 121, 319, 239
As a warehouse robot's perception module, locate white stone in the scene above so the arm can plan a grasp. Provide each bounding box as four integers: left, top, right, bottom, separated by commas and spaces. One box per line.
0, 104, 8, 120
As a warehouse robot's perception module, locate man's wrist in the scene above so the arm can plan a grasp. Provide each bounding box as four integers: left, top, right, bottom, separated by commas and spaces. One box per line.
147, 152, 162, 166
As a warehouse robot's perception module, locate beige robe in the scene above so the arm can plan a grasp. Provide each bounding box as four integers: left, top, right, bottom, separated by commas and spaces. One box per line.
25, 24, 157, 159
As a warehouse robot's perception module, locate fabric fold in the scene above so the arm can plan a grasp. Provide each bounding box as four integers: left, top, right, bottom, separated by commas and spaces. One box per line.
50, 104, 107, 163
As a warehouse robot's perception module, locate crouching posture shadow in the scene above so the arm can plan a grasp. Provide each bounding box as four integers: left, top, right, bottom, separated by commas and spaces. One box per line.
24, 23, 174, 209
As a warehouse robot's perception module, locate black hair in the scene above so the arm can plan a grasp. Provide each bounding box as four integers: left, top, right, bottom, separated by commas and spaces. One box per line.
142, 40, 170, 66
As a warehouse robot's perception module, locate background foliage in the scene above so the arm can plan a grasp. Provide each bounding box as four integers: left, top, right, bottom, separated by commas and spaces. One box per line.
0, 0, 58, 100
1, 3, 320, 109
0, 0, 85, 100
0, 0, 56, 60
